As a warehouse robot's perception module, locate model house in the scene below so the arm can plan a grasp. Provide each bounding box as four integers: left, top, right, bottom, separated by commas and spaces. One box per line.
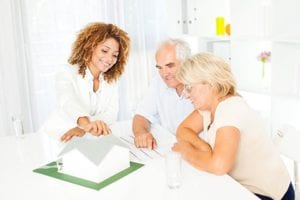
58, 134, 130, 183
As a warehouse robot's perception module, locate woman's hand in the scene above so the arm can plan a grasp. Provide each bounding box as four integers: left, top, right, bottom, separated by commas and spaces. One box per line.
172, 141, 194, 158
60, 127, 85, 142
82, 120, 111, 136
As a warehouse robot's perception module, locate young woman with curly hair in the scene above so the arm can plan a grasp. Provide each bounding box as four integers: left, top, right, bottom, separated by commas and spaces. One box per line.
42, 22, 130, 142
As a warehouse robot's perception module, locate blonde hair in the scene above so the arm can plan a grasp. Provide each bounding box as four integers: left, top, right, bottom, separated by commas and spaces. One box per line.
176, 52, 236, 97
68, 22, 130, 83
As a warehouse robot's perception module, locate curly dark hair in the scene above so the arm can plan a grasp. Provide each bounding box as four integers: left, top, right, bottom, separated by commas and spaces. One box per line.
68, 22, 130, 83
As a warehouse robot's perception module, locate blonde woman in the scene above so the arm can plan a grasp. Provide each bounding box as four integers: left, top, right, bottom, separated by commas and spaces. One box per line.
43, 22, 130, 142
173, 52, 294, 200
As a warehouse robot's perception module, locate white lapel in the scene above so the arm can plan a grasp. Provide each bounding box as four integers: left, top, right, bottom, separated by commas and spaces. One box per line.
76, 74, 90, 106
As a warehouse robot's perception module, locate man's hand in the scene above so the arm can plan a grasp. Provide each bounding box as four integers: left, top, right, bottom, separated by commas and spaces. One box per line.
60, 127, 85, 142
134, 132, 157, 149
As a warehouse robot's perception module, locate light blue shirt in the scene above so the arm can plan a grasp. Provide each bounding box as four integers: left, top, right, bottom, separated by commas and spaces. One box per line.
135, 75, 193, 135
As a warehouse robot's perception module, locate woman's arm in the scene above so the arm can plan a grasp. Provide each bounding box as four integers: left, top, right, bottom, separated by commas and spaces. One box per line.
173, 126, 240, 175
176, 110, 210, 151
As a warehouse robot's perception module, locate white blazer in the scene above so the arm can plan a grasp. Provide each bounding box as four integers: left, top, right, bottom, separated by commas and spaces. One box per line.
42, 65, 119, 140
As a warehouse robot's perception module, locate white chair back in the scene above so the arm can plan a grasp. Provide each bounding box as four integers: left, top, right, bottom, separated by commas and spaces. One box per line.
273, 124, 300, 198
274, 125, 300, 162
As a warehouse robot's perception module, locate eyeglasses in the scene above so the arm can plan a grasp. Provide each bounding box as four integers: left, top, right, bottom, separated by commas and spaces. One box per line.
181, 84, 193, 99
182, 82, 210, 98
183, 84, 193, 93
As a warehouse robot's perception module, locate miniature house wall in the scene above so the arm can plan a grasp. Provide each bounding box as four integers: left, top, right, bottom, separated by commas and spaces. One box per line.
58, 134, 130, 183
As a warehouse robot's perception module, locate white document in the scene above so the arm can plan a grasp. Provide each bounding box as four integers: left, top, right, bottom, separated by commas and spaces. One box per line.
118, 124, 177, 164
118, 135, 162, 164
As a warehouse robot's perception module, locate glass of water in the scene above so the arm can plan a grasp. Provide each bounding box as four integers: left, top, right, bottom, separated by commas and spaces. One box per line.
56, 157, 63, 172
165, 151, 182, 189
11, 115, 24, 139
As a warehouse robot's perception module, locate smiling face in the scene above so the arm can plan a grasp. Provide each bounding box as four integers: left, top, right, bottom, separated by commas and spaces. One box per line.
155, 44, 182, 89
89, 37, 119, 73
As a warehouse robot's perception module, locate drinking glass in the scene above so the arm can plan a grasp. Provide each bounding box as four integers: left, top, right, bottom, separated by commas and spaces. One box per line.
11, 115, 24, 139
165, 151, 182, 189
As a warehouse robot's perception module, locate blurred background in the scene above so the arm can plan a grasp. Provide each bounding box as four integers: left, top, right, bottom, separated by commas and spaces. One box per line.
0, 0, 300, 137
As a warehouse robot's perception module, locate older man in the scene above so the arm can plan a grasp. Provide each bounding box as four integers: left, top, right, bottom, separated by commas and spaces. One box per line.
132, 39, 193, 149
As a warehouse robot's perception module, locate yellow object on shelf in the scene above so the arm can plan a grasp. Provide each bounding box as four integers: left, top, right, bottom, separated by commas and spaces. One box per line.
225, 24, 231, 36
216, 17, 225, 36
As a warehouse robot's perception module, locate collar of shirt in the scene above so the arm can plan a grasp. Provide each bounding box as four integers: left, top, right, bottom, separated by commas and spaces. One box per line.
85, 68, 104, 94
153, 74, 185, 99
162, 81, 185, 100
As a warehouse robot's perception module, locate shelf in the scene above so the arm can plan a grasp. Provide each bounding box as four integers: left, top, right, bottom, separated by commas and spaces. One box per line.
238, 88, 271, 96
230, 36, 271, 42
198, 36, 230, 43
271, 92, 300, 101
272, 37, 300, 45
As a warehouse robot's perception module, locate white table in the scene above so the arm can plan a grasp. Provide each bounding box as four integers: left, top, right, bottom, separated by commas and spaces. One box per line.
0, 121, 258, 200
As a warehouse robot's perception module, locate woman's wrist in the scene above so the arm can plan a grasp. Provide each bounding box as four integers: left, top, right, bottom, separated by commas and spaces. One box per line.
75, 126, 86, 134
77, 125, 85, 131
77, 116, 90, 127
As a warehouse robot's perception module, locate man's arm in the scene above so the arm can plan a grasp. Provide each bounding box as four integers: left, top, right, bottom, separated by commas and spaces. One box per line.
132, 114, 157, 149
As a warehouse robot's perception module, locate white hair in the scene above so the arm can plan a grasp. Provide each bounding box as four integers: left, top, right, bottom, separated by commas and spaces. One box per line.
159, 38, 191, 61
